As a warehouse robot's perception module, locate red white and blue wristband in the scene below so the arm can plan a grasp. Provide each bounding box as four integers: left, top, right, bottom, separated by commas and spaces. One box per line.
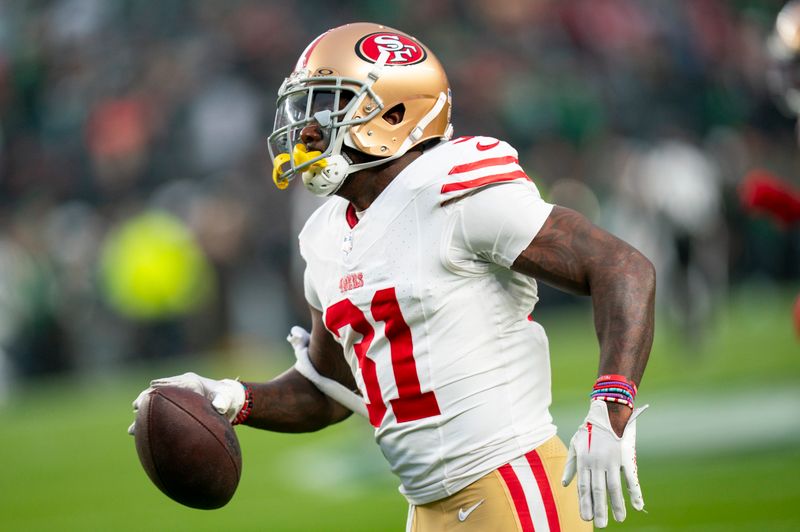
591, 374, 637, 409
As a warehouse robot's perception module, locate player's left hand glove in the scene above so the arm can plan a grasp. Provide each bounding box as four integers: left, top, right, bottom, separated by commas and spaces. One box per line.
127, 372, 245, 435
561, 400, 649, 528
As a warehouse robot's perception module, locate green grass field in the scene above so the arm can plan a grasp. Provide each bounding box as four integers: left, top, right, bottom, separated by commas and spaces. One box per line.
0, 284, 797, 531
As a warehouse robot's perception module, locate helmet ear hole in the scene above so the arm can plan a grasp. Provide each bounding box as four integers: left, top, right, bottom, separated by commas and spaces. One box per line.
382, 103, 405, 125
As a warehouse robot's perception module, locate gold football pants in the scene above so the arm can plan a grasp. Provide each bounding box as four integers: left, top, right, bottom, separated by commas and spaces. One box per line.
407, 436, 591, 532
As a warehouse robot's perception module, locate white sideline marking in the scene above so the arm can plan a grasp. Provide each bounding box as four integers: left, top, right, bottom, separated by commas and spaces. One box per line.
283, 386, 800, 494
553, 386, 800, 455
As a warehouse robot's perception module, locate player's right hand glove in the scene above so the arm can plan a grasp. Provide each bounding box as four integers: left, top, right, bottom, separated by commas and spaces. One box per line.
127, 372, 245, 435
561, 400, 648, 528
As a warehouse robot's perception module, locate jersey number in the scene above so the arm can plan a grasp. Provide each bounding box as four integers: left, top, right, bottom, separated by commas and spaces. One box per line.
325, 287, 441, 427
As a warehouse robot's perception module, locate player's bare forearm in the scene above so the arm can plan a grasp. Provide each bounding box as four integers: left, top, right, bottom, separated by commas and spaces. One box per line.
512, 206, 655, 434
243, 306, 357, 433
243, 368, 352, 433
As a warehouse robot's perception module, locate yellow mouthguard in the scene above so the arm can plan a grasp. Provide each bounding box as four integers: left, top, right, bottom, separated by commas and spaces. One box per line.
293, 144, 326, 168
272, 153, 291, 190
271, 145, 327, 190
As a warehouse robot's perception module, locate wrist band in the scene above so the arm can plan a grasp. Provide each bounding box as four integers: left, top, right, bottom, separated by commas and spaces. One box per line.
592, 395, 634, 408
591, 391, 634, 402
232, 382, 253, 425
591, 387, 634, 399
593, 374, 637, 394
591, 374, 637, 410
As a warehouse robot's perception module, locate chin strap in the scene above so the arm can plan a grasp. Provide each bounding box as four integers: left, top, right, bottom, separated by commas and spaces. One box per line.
403, 91, 450, 147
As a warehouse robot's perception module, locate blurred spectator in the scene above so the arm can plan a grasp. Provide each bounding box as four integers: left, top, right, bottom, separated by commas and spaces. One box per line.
187, 76, 261, 174
621, 137, 728, 348
0, 207, 71, 377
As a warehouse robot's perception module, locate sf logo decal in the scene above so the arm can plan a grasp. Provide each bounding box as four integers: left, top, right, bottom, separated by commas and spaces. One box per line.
357, 32, 427, 65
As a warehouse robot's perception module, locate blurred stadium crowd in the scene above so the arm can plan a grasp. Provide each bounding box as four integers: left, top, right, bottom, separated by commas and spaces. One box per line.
0, 0, 798, 389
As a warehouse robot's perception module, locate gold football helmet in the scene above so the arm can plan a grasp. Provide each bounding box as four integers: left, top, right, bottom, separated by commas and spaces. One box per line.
268, 22, 453, 196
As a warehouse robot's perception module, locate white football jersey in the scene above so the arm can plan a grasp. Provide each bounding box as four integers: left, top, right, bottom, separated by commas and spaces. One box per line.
299, 136, 556, 505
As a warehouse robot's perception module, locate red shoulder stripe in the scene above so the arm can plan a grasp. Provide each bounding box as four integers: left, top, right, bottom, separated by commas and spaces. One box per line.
441, 170, 528, 194
452, 136, 475, 144
449, 155, 519, 175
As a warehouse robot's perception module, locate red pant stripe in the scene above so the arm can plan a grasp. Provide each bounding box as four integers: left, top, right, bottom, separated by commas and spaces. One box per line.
526, 449, 561, 532
498, 463, 535, 532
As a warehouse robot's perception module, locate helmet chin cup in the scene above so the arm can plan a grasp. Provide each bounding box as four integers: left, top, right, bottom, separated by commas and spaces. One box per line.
303, 154, 350, 196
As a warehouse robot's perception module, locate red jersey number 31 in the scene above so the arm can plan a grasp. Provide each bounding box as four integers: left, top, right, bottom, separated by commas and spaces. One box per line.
325, 287, 441, 427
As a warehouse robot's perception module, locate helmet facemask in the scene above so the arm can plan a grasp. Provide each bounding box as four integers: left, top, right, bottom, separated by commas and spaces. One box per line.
268, 72, 384, 196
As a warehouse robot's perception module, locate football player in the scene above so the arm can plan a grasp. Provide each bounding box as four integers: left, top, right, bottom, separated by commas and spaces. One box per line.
130, 23, 655, 530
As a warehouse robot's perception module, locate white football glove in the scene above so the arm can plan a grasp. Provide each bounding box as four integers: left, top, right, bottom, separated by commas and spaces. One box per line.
289, 326, 368, 418
562, 400, 649, 528
127, 372, 246, 435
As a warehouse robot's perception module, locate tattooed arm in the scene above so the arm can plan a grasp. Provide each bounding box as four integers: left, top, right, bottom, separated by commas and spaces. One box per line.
511, 206, 656, 436
243, 306, 356, 432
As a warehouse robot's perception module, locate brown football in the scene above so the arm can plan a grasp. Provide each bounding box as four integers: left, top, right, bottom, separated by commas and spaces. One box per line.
134, 386, 242, 509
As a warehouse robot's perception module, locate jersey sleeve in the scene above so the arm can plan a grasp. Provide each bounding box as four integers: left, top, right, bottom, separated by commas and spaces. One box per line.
450, 179, 554, 268
303, 267, 323, 311
298, 232, 324, 311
